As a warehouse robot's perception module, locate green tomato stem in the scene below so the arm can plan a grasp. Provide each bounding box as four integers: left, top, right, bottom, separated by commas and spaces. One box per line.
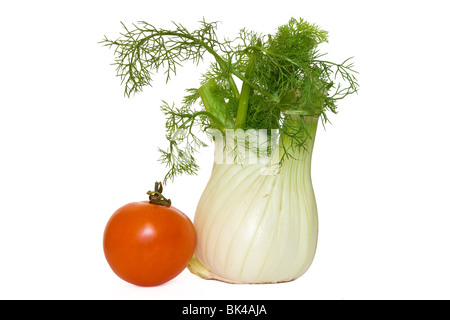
147, 182, 172, 206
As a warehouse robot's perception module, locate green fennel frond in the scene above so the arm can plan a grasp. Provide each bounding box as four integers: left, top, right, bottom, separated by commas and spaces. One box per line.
102, 18, 359, 181
100, 20, 230, 97
158, 100, 211, 182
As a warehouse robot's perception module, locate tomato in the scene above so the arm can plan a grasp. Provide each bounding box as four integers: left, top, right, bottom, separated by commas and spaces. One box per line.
103, 201, 196, 286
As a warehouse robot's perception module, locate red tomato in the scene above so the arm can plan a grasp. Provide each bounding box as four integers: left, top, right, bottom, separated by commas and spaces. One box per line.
103, 201, 196, 286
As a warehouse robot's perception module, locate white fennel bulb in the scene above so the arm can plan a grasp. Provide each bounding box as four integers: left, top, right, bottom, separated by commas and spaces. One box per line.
188, 115, 319, 283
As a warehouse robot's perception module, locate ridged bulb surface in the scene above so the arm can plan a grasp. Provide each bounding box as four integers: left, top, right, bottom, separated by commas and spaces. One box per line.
189, 116, 319, 284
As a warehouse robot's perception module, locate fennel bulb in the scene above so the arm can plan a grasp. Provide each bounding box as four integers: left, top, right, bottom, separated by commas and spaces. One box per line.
188, 116, 319, 283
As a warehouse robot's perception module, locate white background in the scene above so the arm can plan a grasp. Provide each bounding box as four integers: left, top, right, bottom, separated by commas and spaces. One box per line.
1, 0, 449, 300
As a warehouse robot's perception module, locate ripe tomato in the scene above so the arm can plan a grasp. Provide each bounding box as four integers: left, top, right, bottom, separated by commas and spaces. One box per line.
103, 201, 196, 286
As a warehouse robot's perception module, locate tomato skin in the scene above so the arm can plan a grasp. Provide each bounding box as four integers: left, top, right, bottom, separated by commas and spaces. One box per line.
103, 201, 196, 286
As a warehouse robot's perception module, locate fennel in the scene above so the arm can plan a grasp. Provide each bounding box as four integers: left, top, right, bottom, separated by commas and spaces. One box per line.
102, 18, 358, 283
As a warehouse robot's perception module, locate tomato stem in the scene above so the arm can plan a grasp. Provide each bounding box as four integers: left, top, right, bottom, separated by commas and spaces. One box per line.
147, 181, 172, 206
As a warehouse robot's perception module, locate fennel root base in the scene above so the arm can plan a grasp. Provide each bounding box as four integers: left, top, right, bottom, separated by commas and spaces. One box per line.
187, 254, 294, 284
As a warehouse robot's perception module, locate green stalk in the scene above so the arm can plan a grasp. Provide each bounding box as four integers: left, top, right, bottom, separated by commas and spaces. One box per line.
198, 79, 234, 129
228, 75, 240, 101
235, 52, 257, 129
